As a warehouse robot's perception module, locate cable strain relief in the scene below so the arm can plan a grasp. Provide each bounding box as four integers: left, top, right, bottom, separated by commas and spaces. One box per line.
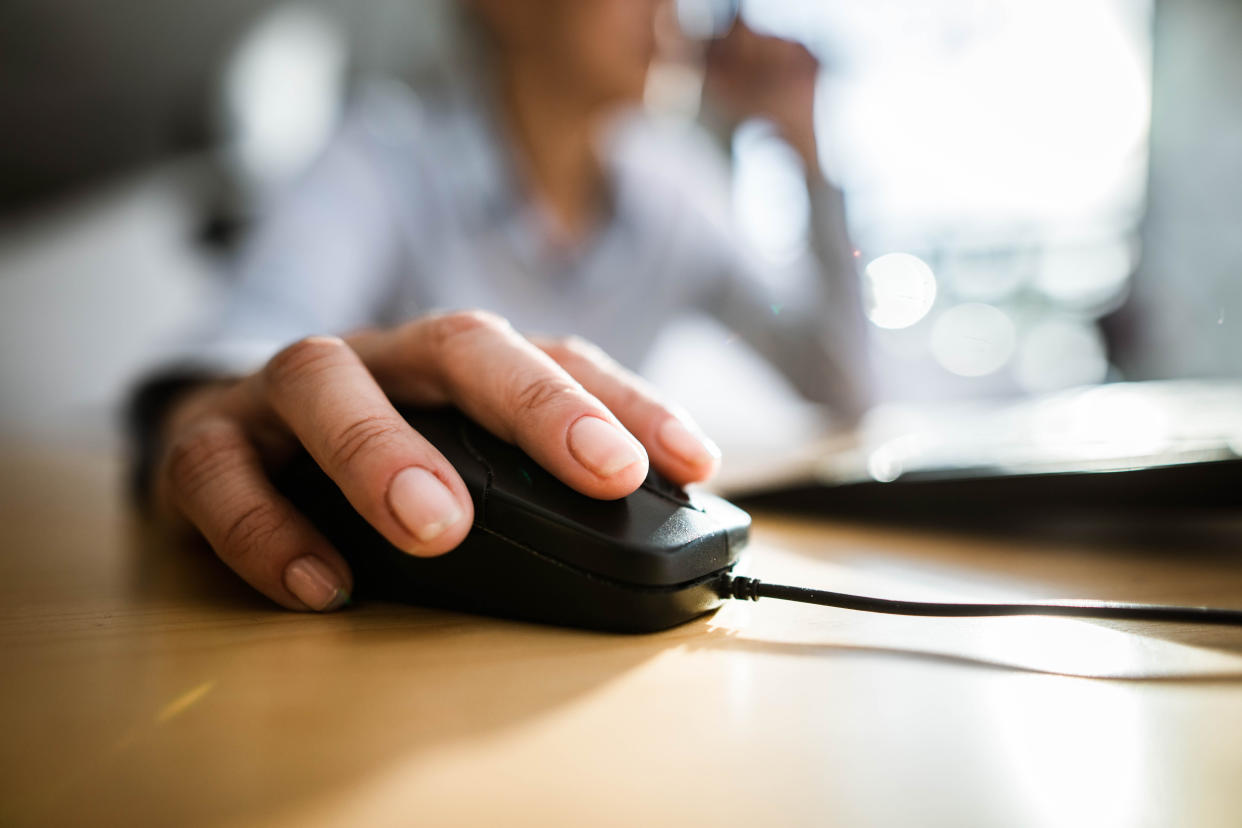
717, 573, 761, 602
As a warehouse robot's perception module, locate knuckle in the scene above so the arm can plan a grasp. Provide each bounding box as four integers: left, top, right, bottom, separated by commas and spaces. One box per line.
219, 501, 292, 567
539, 336, 578, 364
263, 336, 349, 391
510, 374, 577, 419
612, 381, 648, 415
163, 420, 245, 498
543, 334, 611, 370
428, 309, 511, 347
560, 335, 603, 361
325, 414, 407, 470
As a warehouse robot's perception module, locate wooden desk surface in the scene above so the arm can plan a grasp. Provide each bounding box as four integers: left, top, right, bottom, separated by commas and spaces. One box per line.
5, 441, 1242, 828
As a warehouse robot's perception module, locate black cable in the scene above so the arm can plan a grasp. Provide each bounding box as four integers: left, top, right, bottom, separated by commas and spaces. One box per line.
715, 574, 1242, 625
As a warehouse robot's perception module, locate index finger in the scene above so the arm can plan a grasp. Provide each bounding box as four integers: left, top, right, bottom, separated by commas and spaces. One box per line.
234, 336, 476, 557
353, 311, 650, 501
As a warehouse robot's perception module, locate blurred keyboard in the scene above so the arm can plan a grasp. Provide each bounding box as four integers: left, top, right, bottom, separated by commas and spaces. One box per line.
731, 380, 1242, 516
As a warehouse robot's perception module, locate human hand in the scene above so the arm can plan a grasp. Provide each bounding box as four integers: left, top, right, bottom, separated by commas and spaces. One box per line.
152, 311, 721, 612
702, 22, 821, 175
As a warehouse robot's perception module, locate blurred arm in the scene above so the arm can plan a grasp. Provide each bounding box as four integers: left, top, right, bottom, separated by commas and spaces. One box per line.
693, 23, 871, 422
697, 172, 871, 424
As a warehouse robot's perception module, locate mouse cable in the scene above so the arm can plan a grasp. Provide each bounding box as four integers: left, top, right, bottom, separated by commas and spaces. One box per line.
714, 574, 1242, 625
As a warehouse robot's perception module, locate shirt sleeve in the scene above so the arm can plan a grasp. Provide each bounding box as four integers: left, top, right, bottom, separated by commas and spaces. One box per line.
694, 175, 873, 424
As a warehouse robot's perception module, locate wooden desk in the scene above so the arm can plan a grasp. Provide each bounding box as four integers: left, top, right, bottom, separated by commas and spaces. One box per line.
5, 441, 1242, 827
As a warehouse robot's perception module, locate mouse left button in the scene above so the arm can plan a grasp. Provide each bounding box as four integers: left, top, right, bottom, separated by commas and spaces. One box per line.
396, 407, 491, 514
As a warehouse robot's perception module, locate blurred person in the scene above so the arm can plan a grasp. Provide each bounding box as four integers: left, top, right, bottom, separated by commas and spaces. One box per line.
132, 0, 868, 613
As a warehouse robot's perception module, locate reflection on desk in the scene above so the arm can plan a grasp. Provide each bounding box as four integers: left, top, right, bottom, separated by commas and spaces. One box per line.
3, 441, 1242, 828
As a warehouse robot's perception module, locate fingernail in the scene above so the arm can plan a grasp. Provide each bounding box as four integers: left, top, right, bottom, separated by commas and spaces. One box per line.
568, 416, 645, 478
658, 417, 722, 467
387, 466, 464, 544
284, 556, 349, 612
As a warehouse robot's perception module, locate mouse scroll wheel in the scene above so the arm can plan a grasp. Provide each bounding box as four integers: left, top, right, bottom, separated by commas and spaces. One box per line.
641, 470, 694, 507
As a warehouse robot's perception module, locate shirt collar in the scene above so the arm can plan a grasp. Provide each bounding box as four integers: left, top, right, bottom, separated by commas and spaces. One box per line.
427, 70, 645, 259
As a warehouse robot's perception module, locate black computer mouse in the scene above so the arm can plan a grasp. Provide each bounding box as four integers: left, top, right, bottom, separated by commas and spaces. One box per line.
274, 406, 751, 632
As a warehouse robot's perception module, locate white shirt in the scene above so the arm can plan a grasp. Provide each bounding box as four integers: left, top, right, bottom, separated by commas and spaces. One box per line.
193, 77, 870, 419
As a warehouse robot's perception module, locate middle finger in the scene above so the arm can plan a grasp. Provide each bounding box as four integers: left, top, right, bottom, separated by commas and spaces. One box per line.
354, 311, 651, 501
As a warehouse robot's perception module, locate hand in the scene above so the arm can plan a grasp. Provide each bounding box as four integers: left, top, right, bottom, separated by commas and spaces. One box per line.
702, 22, 821, 175
152, 311, 721, 612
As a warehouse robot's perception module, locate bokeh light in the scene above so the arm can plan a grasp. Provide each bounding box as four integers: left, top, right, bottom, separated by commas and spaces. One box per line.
222, 6, 346, 189
939, 247, 1030, 304
1016, 317, 1109, 393
930, 302, 1017, 377
1033, 240, 1134, 312
863, 252, 938, 330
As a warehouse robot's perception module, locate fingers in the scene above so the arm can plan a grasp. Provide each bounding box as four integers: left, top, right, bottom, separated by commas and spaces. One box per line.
709, 23, 817, 89
160, 418, 352, 611
533, 335, 720, 486
255, 336, 473, 557
355, 312, 650, 500
157, 312, 711, 625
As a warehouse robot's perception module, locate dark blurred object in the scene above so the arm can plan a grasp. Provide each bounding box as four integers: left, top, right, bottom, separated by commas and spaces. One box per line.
0, 0, 444, 219
0, 0, 280, 216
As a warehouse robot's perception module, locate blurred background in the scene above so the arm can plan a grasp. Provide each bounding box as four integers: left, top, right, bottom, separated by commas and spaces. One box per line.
1, 0, 1239, 453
